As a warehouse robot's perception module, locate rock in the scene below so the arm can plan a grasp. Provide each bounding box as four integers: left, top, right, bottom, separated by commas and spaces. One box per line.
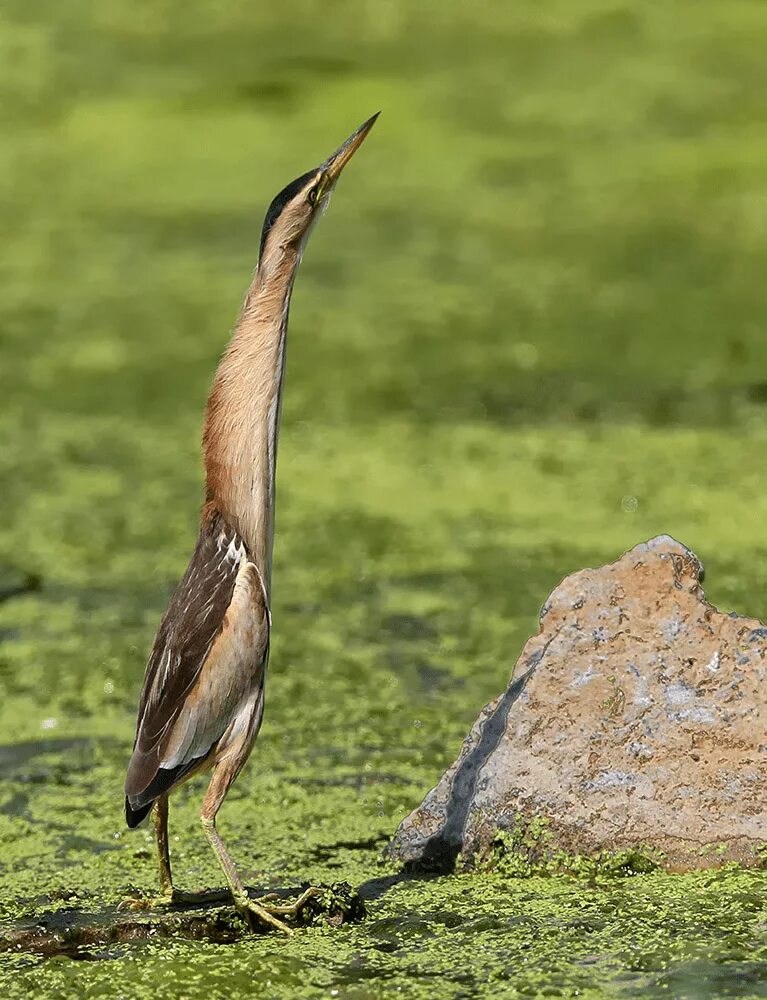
388, 536, 767, 872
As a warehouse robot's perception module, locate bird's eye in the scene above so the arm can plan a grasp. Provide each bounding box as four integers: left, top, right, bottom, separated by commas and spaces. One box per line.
307, 186, 319, 206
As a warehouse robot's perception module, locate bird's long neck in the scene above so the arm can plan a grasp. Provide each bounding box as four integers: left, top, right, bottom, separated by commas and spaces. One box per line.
202, 247, 301, 597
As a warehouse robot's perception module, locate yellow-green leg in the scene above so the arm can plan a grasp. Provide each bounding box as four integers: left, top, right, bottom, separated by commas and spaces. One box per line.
119, 796, 174, 911
120, 780, 316, 932
154, 795, 174, 900
120, 796, 230, 911
201, 816, 298, 935
200, 757, 315, 936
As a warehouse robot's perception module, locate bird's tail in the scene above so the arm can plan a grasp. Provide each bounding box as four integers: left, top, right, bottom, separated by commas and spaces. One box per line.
125, 795, 153, 828
124, 752, 210, 828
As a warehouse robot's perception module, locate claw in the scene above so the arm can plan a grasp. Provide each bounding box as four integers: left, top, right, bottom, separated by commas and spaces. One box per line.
117, 897, 143, 913
117, 890, 174, 912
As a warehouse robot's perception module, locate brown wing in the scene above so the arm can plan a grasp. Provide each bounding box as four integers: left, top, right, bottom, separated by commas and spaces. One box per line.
124, 507, 269, 824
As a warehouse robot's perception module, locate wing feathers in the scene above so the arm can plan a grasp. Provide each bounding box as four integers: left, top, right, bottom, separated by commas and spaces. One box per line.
125, 508, 268, 809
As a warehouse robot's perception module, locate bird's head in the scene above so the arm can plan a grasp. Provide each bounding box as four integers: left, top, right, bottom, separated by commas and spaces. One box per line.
258, 113, 378, 267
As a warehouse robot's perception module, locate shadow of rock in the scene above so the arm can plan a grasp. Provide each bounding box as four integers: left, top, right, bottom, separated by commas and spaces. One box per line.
402, 667, 536, 874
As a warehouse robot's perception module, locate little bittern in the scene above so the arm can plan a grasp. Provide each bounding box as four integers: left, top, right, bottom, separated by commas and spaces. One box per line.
124, 115, 378, 934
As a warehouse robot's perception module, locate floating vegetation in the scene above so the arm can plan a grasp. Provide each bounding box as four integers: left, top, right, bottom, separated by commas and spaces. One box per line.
2, 0, 767, 996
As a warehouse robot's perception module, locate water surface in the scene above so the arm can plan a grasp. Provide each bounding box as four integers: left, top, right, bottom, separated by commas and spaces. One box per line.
1, 1, 767, 996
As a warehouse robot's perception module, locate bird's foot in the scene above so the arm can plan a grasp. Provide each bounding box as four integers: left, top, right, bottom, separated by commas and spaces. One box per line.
117, 886, 176, 912
233, 892, 295, 936
233, 886, 325, 935
118, 884, 322, 934
256, 886, 324, 918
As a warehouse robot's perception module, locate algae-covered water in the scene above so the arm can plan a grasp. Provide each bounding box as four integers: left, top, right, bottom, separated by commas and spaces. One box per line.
2, 1, 767, 996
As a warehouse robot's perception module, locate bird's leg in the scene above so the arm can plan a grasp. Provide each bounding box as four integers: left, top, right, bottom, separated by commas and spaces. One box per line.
120, 796, 232, 910
119, 796, 175, 910
200, 762, 300, 936
154, 794, 174, 900
200, 816, 294, 936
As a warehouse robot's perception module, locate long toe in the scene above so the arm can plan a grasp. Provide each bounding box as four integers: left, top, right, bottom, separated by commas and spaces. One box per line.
258, 886, 322, 918
117, 889, 175, 912
118, 895, 159, 912
117, 896, 148, 912
239, 900, 294, 936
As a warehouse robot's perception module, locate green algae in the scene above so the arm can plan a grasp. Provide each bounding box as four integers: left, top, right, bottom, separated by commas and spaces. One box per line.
3, 867, 767, 999
479, 820, 664, 881
2, 0, 767, 997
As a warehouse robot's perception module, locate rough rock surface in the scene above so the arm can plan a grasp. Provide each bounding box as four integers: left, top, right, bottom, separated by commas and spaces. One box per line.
388, 536, 766, 871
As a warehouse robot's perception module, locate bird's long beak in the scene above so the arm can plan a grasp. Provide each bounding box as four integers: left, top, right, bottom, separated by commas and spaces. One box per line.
321, 113, 379, 188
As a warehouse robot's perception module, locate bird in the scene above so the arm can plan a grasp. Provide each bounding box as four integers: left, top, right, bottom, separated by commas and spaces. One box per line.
122, 114, 378, 935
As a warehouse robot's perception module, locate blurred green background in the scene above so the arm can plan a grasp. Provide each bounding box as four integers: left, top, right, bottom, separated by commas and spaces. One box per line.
1, 1, 767, 997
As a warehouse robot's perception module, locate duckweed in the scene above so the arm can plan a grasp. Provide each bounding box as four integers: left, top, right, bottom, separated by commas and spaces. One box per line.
2, 1, 767, 996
